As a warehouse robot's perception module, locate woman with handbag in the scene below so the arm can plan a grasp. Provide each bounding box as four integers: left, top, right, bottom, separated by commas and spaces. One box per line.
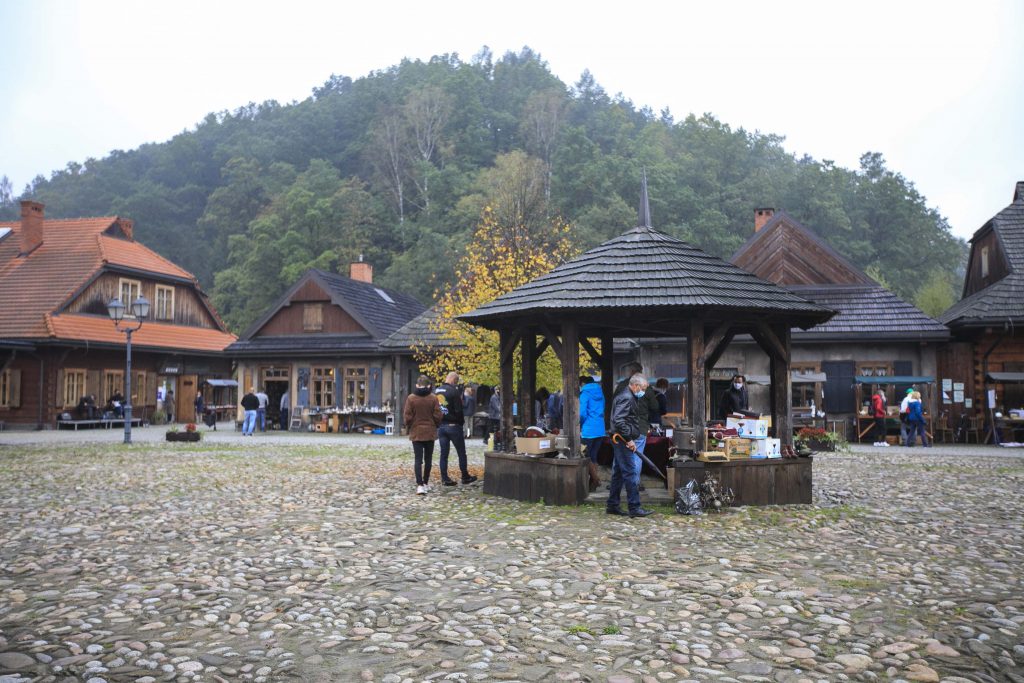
403, 375, 443, 495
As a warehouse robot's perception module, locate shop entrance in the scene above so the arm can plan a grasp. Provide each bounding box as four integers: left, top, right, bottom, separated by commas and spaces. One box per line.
261, 366, 290, 430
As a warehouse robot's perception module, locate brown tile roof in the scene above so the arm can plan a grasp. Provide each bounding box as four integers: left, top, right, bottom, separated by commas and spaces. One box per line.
0, 214, 227, 351
47, 314, 236, 352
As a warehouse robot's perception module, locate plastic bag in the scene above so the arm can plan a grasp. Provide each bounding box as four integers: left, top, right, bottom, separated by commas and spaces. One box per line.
675, 479, 704, 515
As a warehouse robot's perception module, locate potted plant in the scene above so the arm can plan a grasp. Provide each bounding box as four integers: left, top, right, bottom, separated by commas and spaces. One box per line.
166, 422, 201, 442
794, 427, 846, 452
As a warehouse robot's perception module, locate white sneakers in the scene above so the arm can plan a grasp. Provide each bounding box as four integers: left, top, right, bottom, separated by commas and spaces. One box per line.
416, 485, 427, 495
872, 441, 891, 447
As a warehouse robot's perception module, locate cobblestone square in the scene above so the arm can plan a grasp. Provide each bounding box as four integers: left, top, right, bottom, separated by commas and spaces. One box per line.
0, 433, 1022, 682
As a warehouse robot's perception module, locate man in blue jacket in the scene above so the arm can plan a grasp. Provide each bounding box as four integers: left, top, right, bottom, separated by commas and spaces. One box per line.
579, 376, 605, 490
606, 373, 654, 518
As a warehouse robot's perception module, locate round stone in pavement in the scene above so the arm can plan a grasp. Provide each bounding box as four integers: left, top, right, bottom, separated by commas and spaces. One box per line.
0, 653, 35, 671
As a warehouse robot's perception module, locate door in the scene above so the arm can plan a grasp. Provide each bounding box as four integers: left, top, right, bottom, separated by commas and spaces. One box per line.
179, 375, 198, 423
822, 360, 856, 414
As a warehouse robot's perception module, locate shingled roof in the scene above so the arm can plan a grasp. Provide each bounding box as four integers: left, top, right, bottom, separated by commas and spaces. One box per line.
939, 182, 1024, 327
460, 225, 834, 333
379, 307, 460, 351
787, 285, 949, 341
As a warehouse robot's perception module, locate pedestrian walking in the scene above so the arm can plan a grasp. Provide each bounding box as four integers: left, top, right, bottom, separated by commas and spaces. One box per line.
579, 376, 605, 491
404, 375, 442, 495
255, 387, 269, 431
606, 373, 654, 518
241, 388, 259, 436
905, 390, 930, 447
435, 372, 478, 485
280, 389, 290, 430
484, 387, 501, 446
872, 387, 889, 447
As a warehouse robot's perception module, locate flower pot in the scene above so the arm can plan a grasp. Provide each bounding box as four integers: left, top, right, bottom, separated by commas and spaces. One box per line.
166, 431, 201, 442
805, 439, 836, 452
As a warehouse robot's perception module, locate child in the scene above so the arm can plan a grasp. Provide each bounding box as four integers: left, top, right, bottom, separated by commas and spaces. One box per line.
403, 376, 442, 495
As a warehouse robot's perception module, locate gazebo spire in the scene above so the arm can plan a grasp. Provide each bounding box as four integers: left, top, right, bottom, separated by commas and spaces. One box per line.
638, 169, 652, 228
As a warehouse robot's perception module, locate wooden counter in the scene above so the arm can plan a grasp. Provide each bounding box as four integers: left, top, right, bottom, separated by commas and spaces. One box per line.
668, 457, 812, 506
483, 451, 589, 505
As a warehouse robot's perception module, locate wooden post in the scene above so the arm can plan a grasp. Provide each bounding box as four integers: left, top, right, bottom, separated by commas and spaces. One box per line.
499, 328, 516, 452
560, 321, 580, 457
520, 328, 536, 428
601, 333, 615, 428
769, 324, 793, 447
688, 318, 707, 451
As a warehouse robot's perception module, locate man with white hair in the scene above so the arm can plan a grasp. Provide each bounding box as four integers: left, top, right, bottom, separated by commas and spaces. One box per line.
435, 371, 478, 485
606, 373, 654, 518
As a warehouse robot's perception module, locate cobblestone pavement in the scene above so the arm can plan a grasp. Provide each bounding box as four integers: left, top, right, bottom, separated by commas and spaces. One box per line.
0, 438, 1021, 683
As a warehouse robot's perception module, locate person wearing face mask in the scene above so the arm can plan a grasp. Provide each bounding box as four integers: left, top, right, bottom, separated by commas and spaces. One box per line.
606, 373, 655, 518
614, 362, 660, 449
718, 374, 749, 419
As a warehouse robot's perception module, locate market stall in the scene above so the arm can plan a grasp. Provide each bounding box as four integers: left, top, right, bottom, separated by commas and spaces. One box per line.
203, 378, 238, 422
853, 375, 935, 443
986, 372, 1024, 445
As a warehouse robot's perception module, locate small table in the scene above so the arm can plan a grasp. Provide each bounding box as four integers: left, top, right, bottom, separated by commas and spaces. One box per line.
856, 415, 933, 443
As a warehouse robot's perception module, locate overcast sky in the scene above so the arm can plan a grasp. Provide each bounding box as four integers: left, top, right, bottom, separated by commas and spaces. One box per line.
1, 0, 1021, 240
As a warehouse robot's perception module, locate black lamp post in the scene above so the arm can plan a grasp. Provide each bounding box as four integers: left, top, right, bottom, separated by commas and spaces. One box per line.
107, 295, 150, 444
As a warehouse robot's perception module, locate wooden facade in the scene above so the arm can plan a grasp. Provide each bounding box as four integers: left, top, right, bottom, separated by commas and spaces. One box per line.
65, 273, 220, 329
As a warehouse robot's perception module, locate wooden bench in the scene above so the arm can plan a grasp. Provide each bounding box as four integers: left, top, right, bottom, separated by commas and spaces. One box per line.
483, 451, 589, 505
57, 418, 142, 431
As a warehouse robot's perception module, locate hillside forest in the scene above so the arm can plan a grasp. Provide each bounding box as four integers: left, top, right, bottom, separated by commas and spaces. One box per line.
0, 48, 967, 333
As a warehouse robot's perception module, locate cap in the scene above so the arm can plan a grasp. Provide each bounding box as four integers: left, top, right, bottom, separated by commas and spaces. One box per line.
906, 388, 914, 394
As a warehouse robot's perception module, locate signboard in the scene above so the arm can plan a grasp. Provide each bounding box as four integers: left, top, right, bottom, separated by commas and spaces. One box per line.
965, 398, 973, 408
953, 390, 964, 403
942, 379, 953, 391
953, 382, 964, 391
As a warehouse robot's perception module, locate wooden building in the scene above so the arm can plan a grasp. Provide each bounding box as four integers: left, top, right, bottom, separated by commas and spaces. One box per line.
633, 209, 948, 432
0, 201, 236, 428
938, 182, 1024, 430
225, 265, 425, 429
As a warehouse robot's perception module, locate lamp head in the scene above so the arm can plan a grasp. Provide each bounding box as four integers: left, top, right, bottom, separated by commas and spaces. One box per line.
107, 298, 126, 322
131, 295, 151, 319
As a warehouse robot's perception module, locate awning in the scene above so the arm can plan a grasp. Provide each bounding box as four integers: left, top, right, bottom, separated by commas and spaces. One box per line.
987, 372, 1024, 383
205, 379, 238, 387
745, 372, 827, 386
854, 376, 934, 384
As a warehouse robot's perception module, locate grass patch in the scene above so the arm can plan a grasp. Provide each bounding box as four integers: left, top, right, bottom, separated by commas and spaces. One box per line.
567, 624, 594, 636
601, 625, 620, 635
829, 577, 886, 591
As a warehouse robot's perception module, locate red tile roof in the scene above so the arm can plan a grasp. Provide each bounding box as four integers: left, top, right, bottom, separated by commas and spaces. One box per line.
47, 314, 237, 352
0, 214, 232, 352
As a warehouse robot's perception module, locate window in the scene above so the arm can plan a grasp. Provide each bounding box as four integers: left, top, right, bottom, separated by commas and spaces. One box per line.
858, 363, 892, 378
104, 370, 124, 402
791, 363, 820, 410
118, 278, 141, 316
0, 369, 19, 408
312, 367, 334, 407
131, 371, 146, 407
64, 369, 87, 407
344, 366, 367, 407
303, 303, 323, 332
981, 246, 990, 278
155, 285, 175, 320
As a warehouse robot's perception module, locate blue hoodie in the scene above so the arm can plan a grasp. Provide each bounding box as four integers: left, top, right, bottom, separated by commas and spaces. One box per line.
579, 382, 606, 439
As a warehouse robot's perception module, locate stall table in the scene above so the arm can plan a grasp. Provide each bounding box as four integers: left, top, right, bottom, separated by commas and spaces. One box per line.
856, 415, 932, 443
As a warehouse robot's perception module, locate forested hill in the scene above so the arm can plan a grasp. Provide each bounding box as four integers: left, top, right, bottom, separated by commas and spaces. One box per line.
1, 48, 966, 333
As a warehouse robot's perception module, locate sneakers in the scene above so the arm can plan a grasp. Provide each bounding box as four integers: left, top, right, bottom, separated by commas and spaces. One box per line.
416, 485, 426, 495
461, 475, 479, 485
442, 479, 457, 486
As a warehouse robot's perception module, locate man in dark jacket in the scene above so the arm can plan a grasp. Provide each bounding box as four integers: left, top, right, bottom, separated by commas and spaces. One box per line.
718, 374, 749, 419
606, 374, 654, 518
240, 388, 259, 436
614, 362, 660, 452
435, 372, 478, 485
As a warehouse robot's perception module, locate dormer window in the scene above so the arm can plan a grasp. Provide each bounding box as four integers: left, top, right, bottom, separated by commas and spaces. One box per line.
303, 303, 323, 332
981, 246, 990, 278
118, 278, 141, 316
155, 285, 175, 320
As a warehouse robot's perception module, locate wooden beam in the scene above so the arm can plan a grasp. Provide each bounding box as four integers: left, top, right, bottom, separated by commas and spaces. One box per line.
770, 324, 793, 447
754, 321, 789, 362
688, 318, 707, 452
560, 321, 580, 458
600, 333, 615, 428
705, 331, 735, 373
535, 338, 550, 359
537, 323, 564, 359
580, 337, 602, 365
702, 322, 731, 364
521, 329, 537, 428
498, 328, 516, 452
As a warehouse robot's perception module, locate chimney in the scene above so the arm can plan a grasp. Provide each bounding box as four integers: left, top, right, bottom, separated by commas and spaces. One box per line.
19, 200, 45, 255
119, 218, 134, 240
1015, 181, 1024, 203
754, 207, 775, 233
350, 255, 373, 283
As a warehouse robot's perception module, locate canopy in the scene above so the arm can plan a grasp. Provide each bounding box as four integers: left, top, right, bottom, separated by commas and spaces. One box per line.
987, 372, 1024, 383
745, 372, 827, 385
854, 376, 934, 384
205, 379, 238, 387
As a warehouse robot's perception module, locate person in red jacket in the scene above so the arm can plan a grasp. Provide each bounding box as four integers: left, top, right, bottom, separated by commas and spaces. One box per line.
871, 388, 890, 447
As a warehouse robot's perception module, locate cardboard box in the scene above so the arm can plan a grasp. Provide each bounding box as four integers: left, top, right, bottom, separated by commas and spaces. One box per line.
515, 435, 557, 454
724, 438, 754, 458
753, 438, 781, 458
726, 417, 769, 439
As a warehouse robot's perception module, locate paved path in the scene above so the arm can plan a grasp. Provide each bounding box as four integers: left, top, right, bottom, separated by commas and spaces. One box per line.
0, 439, 1021, 682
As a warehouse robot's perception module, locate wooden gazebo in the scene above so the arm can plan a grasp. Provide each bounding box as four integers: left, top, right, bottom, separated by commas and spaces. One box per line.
460, 182, 835, 503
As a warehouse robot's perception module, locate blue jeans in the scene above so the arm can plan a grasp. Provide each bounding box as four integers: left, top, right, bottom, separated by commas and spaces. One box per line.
243, 410, 257, 435
257, 407, 266, 431
438, 423, 469, 480
906, 421, 929, 446
607, 439, 641, 512
584, 436, 604, 462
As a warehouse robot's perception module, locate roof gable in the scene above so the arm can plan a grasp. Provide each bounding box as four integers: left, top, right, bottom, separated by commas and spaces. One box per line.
731, 211, 874, 286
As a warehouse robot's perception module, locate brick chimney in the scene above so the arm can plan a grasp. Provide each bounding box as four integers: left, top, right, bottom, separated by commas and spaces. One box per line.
118, 218, 134, 240
754, 207, 775, 233
19, 200, 45, 255
350, 256, 373, 283
1015, 181, 1024, 202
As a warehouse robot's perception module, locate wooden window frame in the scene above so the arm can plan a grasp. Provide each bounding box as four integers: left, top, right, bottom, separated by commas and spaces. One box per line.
343, 365, 368, 408
131, 371, 146, 408
104, 370, 124, 403
64, 369, 87, 407
0, 369, 11, 407
154, 284, 175, 321
981, 246, 990, 278
791, 362, 820, 411
311, 367, 335, 408
856, 362, 893, 379
303, 303, 324, 332
118, 278, 142, 317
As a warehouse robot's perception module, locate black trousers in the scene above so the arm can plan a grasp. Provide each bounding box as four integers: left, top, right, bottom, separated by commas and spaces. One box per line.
412, 440, 434, 485
438, 423, 469, 480
874, 417, 887, 442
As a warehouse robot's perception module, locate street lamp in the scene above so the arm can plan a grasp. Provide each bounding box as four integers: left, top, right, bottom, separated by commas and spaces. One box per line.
107, 295, 150, 444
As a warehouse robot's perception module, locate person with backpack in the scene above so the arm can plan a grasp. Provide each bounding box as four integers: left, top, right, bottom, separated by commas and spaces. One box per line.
404, 375, 443, 495
905, 390, 930, 447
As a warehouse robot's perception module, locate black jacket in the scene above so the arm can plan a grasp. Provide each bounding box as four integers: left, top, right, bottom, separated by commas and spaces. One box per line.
435, 383, 464, 425
241, 392, 260, 411
610, 387, 641, 441
718, 386, 747, 419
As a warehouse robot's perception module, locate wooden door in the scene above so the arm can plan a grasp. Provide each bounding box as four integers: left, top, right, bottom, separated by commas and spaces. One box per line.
179, 375, 198, 422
